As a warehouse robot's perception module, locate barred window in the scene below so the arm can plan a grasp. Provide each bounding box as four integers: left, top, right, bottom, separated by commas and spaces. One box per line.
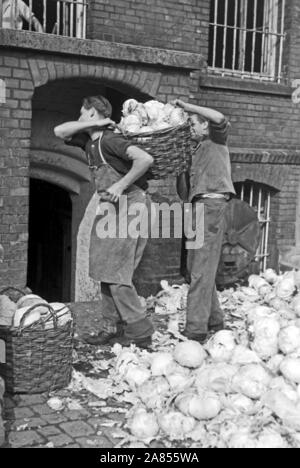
0, 0, 87, 38
208, 0, 286, 82
235, 181, 273, 272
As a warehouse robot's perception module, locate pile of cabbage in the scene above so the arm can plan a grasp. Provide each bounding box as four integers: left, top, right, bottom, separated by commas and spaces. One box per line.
119, 99, 189, 134
67, 269, 300, 447
109, 270, 300, 448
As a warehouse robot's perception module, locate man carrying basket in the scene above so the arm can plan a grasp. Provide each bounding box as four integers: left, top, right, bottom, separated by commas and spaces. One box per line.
54, 96, 154, 349
174, 100, 236, 344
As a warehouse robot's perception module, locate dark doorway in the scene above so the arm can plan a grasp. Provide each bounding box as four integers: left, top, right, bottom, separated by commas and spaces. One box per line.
27, 179, 72, 302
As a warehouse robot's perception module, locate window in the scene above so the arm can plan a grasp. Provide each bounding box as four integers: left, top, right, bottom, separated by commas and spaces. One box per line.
0, 0, 87, 38
235, 181, 273, 272
208, 0, 286, 82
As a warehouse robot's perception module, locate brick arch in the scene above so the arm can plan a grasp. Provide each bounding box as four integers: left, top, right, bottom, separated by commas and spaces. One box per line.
27, 58, 163, 98
231, 163, 289, 192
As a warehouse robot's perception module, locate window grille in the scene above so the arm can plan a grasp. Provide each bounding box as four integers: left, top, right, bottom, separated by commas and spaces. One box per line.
208, 0, 286, 82
0, 0, 87, 39
235, 181, 272, 272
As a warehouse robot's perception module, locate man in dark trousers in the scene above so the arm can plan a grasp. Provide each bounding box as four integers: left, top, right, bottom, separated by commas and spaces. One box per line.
174, 100, 236, 344
54, 96, 154, 348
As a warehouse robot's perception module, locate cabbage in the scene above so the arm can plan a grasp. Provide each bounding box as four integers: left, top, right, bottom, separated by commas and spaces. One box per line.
47, 397, 64, 411
257, 429, 288, 448
278, 326, 300, 355
231, 346, 261, 366
124, 365, 151, 389
173, 341, 206, 369
246, 306, 276, 324
159, 411, 196, 440
138, 377, 170, 409
231, 364, 272, 399
122, 99, 139, 116
195, 364, 237, 393
292, 295, 300, 317
151, 352, 174, 376
206, 331, 236, 362
263, 269, 278, 285
275, 273, 296, 300
168, 107, 188, 126
144, 100, 165, 122
252, 317, 280, 360
228, 429, 257, 448
248, 274, 269, 291
280, 358, 300, 384
128, 407, 159, 439
120, 115, 142, 133
234, 287, 260, 303
267, 354, 285, 373
269, 377, 299, 403
263, 390, 300, 431
175, 391, 221, 420
225, 394, 254, 414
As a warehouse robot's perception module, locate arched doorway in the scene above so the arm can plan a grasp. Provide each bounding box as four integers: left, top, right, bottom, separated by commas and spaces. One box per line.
27, 179, 72, 302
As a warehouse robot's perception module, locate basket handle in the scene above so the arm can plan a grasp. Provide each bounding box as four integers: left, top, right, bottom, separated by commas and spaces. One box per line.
18, 303, 57, 331
0, 286, 26, 296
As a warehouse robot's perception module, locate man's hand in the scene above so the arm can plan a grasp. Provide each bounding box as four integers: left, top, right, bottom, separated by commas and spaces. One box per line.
171, 99, 188, 110
103, 181, 127, 203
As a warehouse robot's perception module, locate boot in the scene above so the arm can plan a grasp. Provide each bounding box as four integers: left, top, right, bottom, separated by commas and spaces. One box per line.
208, 322, 224, 333
111, 317, 154, 349
110, 335, 152, 349
181, 329, 208, 344
83, 321, 124, 346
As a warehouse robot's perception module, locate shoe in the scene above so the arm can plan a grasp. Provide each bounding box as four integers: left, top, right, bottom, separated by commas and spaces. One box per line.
181, 330, 208, 344
110, 335, 152, 349
208, 322, 224, 333
83, 330, 120, 346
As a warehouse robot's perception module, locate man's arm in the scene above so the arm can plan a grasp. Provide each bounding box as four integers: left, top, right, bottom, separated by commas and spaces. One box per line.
54, 119, 115, 140
173, 99, 225, 125
105, 146, 153, 202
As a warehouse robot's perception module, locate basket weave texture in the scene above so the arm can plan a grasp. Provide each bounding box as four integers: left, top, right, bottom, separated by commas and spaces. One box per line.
0, 288, 74, 394
124, 122, 193, 179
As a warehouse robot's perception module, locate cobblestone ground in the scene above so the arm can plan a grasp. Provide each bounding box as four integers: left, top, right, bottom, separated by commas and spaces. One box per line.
1, 302, 166, 449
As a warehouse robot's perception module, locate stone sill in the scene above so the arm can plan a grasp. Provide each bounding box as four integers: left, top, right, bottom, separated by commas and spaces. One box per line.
230, 148, 300, 165
200, 74, 293, 97
0, 29, 205, 71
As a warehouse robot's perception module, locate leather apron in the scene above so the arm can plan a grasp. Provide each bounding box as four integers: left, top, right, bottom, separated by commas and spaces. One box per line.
88, 134, 151, 285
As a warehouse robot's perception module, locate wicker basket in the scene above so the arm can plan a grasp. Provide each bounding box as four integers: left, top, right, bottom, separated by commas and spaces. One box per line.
0, 294, 74, 394
124, 121, 193, 180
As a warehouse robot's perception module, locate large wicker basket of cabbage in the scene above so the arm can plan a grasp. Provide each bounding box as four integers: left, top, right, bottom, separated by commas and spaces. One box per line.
118, 99, 193, 179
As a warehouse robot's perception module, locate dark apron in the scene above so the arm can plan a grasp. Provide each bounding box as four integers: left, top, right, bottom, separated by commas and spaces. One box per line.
88, 134, 151, 285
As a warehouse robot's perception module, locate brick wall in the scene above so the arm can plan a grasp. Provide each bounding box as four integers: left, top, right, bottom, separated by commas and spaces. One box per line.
0, 47, 193, 292
0, 376, 4, 446
0, 52, 32, 288
88, 0, 210, 55
196, 85, 300, 150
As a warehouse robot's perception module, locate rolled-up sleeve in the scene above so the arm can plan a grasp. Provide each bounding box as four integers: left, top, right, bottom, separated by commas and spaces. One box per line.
64, 133, 89, 151
102, 133, 133, 161
209, 119, 230, 145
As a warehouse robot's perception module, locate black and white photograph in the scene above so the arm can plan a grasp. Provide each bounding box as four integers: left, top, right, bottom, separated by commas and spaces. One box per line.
0, 0, 300, 451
